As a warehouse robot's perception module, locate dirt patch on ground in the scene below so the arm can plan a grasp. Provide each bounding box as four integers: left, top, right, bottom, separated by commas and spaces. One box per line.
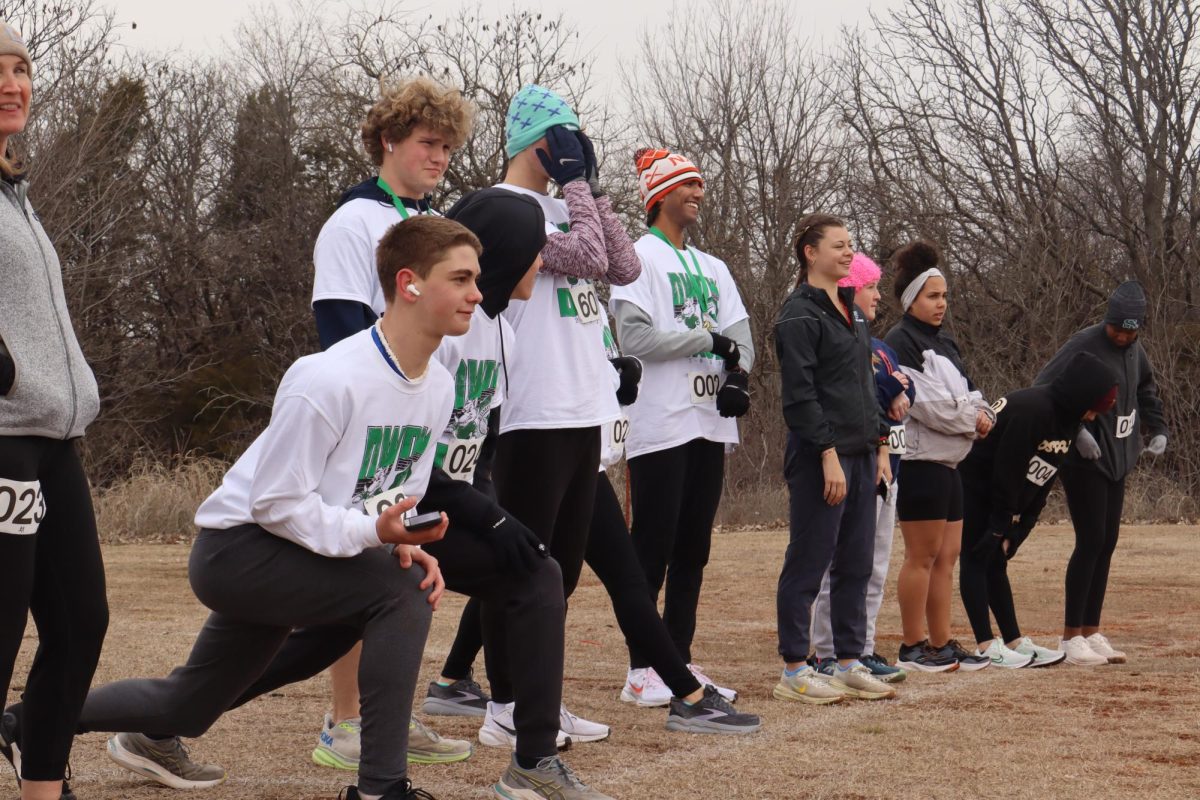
7, 524, 1200, 799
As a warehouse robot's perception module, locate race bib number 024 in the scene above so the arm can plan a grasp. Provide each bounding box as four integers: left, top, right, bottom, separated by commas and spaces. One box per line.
443, 437, 485, 484
689, 371, 721, 404
0, 478, 45, 535
569, 280, 601, 325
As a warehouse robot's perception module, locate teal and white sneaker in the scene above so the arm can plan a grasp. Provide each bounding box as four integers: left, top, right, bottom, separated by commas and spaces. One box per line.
1013, 636, 1066, 668
107, 732, 226, 789
980, 639, 1033, 669
861, 653, 907, 683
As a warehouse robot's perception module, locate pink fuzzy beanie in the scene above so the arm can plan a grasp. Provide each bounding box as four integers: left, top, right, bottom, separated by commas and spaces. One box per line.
838, 252, 881, 289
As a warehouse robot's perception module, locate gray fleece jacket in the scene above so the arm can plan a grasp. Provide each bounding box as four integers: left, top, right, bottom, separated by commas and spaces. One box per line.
1, 176, 99, 439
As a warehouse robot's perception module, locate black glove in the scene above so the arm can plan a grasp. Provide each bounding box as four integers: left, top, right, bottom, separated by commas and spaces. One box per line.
971, 529, 1005, 561
611, 355, 642, 405
716, 371, 750, 418
1004, 523, 1034, 561
0, 353, 13, 396
576, 131, 604, 198
487, 515, 548, 576
535, 125, 587, 187
709, 333, 740, 370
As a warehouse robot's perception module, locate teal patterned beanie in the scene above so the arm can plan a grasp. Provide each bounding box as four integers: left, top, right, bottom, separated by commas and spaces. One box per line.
505, 84, 580, 158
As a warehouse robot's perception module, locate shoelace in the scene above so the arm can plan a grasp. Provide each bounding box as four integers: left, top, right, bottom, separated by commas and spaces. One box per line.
534, 756, 588, 789
643, 668, 668, 692
410, 717, 441, 743
701, 686, 737, 714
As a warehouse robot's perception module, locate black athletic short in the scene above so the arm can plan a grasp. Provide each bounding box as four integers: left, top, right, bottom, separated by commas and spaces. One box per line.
896, 460, 963, 522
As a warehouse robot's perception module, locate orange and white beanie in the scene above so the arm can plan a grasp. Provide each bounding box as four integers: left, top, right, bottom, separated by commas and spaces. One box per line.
634, 148, 703, 211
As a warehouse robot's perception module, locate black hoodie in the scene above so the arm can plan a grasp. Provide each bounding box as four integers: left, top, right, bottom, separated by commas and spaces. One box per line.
960, 352, 1119, 534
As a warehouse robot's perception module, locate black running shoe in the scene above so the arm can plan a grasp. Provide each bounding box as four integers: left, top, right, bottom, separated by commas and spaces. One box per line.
421, 671, 490, 717
340, 778, 436, 799
1, 710, 77, 800
897, 640, 959, 673
939, 639, 990, 671
665, 686, 761, 736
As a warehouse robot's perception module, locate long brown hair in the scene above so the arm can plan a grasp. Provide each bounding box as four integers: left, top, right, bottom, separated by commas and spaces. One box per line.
792, 213, 846, 287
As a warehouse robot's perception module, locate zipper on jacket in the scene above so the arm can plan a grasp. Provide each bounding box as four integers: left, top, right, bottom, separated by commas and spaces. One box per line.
9, 181, 79, 439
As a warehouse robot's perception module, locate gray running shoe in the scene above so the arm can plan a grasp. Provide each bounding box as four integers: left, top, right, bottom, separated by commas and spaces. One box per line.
106, 732, 226, 789
665, 686, 762, 735
423, 673, 491, 717
494, 755, 614, 799
408, 716, 473, 764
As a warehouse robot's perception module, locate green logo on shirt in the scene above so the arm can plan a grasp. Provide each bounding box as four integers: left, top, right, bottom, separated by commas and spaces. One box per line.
353, 424, 432, 501
668, 272, 719, 332
434, 358, 500, 467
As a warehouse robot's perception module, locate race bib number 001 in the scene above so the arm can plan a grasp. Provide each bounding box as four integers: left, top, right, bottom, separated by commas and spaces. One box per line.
443, 437, 485, 484
363, 485, 414, 520
609, 415, 630, 458
0, 478, 45, 535
1026, 455, 1058, 487
888, 425, 907, 455
1116, 410, 1137, 439
569, 280, 601, 325
689, 371, 721, 404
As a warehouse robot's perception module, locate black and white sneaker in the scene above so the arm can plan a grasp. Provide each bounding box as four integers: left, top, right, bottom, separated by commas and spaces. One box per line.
1, 710, 77, 800
422, 671, 491, 717
339, 778, 437, 799
665, 686, 761, 735
897, 640, 959, 673
938, 639, 990, 671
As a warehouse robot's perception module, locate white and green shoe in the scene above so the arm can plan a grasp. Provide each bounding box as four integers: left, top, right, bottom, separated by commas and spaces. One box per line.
981, 639, 1033, 669
1013, 637, 1066, 668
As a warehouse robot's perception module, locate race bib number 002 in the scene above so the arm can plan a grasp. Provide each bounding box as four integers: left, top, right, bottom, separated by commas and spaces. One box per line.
363, 485, 413, 520
888, 425, 907, 455
1026, 455, 1058, 487
443, 437, 485, 484
689, 371, 721, 404
0, 478, 45, 535
1116, 410, 1137, 439
569, 280, 601, 325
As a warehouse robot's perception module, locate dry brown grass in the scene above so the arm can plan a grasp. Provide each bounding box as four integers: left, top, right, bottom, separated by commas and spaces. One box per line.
7, 524, 1200, 799
93, 457, 227, 544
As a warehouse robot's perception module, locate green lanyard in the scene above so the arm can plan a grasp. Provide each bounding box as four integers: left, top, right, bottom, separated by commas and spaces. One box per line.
649, 226, 711, 320
376, 177, 420, 220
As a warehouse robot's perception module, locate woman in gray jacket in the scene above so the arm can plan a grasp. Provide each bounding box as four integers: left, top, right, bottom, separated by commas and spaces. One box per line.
0, 22, 107, 800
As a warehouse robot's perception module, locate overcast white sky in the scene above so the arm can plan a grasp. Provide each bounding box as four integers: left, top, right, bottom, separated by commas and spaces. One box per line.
103, 0, 900, 99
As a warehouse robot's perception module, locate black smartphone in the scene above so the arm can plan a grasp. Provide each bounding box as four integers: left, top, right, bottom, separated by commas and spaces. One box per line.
877, 480, 889, 501
404, 511, 443, 531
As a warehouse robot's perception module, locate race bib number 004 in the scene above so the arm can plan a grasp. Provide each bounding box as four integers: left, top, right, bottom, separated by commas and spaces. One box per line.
0, 478, 45, 535
689, 371, 721, 404
888, 425, 907, 455
569, 280, 601, 325
363, 485, 413, 520
1116, 410, 1137, 439
443, 437, 485, 484
1026, 455, 1058, 487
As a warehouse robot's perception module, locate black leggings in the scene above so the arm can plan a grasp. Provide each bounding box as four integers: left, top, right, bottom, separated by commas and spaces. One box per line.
627, 438, 724, 669
959, 483, 1021, 645
0, 436, 109, 781
1060, 467, 1125, 628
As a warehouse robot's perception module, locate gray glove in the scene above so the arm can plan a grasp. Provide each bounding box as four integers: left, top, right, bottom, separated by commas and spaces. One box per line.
1145, 434, 1167, 456
1075, 427, 1102, 460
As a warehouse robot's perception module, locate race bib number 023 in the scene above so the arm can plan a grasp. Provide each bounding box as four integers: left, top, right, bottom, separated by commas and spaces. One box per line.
569, 280, 601, 325
689, 371, 720, 404
0, 478, 45, 535
443, 437, 485, 484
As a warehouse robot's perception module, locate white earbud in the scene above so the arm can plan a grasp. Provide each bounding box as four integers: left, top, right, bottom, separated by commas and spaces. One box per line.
406, 285, 421, 297
386, 141, 394, 153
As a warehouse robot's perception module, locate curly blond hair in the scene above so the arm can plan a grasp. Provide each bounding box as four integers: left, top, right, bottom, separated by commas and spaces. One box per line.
361, 76, 476, 165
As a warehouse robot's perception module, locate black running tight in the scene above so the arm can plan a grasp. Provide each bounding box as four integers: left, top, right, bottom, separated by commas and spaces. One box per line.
0, 436, 108, 781
1060, 467, 1125, 628
959, 483, 1021, 645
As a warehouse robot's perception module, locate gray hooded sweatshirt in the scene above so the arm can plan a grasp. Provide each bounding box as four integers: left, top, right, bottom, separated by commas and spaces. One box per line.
1, 175, 99, 439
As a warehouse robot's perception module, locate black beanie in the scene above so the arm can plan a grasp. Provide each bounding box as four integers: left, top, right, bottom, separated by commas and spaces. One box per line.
1048, 351, 1121, 418
446, 188, 547, 318
1104, 280, 1146, 330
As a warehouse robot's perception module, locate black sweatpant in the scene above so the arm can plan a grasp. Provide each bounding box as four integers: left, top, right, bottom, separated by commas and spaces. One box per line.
0, 436, 108, 782
627, 438, 725, 669
776, 441, 875, 663
1060, 467, 1125, 628
959, 482, 1021, 645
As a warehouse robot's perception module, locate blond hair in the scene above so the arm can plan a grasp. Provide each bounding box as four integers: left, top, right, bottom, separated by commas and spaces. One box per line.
361, 76, 475, 166
0, 148, 20, 179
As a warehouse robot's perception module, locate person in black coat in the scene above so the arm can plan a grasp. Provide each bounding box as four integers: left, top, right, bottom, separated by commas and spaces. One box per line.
958, 352, 1119, 669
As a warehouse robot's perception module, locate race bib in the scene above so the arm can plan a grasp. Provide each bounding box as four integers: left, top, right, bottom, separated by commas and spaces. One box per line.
362, 485, 413, 520
1026, 456, 1058, 487
688, 371, 721, 404
569, 280, 601, 325
0, 478, 45, 535
443, 437, 485, 484
1116, 410, 1136, 439
888, 425, 907, 455
609, 415, 630, 459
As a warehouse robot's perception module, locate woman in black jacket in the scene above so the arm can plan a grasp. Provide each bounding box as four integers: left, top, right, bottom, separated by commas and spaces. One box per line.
958, 352, 1119, 669
773, 214, 894, 704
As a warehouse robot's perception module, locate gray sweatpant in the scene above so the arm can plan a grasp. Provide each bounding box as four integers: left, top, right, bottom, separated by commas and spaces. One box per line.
811, 480, 898, 659
77, 525, 432, 796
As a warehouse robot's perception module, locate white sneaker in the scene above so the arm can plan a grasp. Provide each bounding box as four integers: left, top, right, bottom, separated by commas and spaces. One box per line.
772, 666, 846, 705
980, 640, 1033, 669
687, 663, 738, 703
1060, 636, 1109, 666
1085, 633, 1127, 664
620, 667, 672, 707
1013, 636, 1066, 667
478, 701, 570, 750
558, 703, 610, 744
